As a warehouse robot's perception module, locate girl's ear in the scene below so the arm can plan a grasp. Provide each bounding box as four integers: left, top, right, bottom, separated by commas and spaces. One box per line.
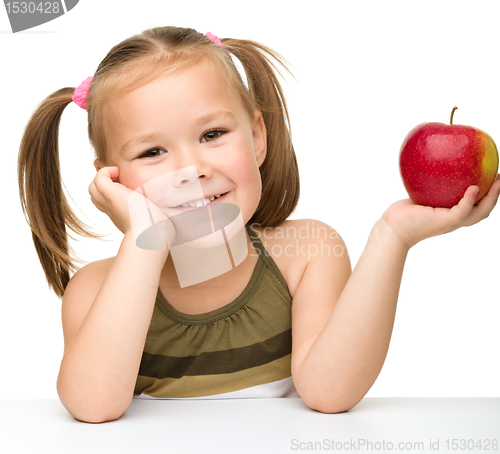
252, 111, 267, 167
94, 158, 104, 172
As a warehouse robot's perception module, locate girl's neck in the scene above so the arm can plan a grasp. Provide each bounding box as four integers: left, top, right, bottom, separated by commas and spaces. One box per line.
158, 230, 259, 315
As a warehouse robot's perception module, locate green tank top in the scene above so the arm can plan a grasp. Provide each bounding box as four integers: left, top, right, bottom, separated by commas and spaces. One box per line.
134, 224, 297, 399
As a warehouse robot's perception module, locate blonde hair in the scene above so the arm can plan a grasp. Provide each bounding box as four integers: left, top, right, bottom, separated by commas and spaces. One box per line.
18, 26, 300, 297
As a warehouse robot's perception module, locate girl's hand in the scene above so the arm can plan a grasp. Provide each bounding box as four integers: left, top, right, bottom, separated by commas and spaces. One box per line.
89, 167, 173, 243
89, 167, 133, 234
381, 174, 500, 248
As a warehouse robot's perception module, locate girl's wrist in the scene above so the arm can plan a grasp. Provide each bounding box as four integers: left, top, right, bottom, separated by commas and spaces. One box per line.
121, 229, 170, 261
371, 218, 413, 254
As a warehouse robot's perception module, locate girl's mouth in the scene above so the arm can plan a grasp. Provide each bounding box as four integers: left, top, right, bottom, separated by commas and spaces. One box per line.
171, 192, 228, 209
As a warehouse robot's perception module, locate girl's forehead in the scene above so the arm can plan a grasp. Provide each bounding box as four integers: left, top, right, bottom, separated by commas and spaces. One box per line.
101, 61, 251, 152
104, 61, 244, 118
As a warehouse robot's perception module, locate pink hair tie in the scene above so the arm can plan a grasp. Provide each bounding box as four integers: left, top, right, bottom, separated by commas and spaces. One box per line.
72, 76, 93, 111
205, 32, 223, 48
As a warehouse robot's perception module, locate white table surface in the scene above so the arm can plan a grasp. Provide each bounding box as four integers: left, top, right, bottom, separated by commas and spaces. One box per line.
0, 397, 498, 454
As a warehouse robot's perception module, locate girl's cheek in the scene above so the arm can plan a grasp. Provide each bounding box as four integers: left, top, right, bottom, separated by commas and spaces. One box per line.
119, 172, 142, 191
121, 166, 155, 190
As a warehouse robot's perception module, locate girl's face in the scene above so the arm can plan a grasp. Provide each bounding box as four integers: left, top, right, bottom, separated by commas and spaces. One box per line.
97, 61, 267, 225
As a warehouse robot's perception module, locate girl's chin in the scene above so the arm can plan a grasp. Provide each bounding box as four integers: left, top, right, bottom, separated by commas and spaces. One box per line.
166, 199, 245, 249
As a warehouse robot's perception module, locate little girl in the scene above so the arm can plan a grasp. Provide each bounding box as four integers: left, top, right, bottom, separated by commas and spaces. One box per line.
18, 26, 500, 423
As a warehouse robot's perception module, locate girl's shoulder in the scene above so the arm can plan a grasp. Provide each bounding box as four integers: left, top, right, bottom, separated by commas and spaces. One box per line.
61, 257, 116, 345
250, 219, 347, 297
63, 256, 116, 297
68, 256, 116, 288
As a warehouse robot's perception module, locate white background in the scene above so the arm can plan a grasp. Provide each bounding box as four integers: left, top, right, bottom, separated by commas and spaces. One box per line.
1, 0, 498, 400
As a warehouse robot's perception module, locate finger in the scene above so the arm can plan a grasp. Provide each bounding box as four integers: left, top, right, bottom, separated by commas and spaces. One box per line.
460, 178, 500, 227
95, 166, 120, 184
98, 166, 120, 180
93, 166, 120, 193
445, 185, 479, 226
88, 180, 106, 211
88, 179, 99, 201
481, 177, 500, 204
88, 179, 104, 203
89, 194, 106, 213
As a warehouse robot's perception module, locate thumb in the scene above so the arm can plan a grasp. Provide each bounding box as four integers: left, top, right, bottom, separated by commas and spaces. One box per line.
447, 186, 479, 225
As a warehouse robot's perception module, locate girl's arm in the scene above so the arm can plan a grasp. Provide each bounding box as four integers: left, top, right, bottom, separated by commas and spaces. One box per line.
57, 233, 167, 423
57, 167, 170, 423
291, 217, 407, 413
291, 179, 500, 414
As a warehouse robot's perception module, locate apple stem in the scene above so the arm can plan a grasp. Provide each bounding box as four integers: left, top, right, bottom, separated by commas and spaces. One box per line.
450, 106, 458, 125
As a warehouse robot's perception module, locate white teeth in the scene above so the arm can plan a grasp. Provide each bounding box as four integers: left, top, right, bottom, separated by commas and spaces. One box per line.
180, 194, 223, 208
184, 197, 214, 208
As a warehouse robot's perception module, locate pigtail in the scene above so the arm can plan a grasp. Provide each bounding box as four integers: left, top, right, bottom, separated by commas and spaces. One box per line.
223, 39, 300, 227
18, 88, 99, 298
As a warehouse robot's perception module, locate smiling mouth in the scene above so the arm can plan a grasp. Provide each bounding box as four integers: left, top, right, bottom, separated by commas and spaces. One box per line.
171, 192, 227, 208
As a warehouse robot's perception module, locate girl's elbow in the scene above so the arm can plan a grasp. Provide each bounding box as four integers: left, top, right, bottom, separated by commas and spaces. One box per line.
298, 385, 362, 414
74, 410, 124, 424
57, 381, 130, 423
62, 399, 128, 424
303, 396, 356, 414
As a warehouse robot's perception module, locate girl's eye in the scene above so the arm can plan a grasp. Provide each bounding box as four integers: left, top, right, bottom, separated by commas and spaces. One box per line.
201, 129, 225, 143
139, 148, 166, 159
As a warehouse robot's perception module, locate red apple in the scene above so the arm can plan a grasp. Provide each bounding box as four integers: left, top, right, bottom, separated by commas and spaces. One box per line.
399, 107, 499, 208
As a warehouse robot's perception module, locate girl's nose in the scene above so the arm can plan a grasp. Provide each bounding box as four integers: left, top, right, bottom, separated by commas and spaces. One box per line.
172, 154, 212, 187
174, 165, 197, 187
